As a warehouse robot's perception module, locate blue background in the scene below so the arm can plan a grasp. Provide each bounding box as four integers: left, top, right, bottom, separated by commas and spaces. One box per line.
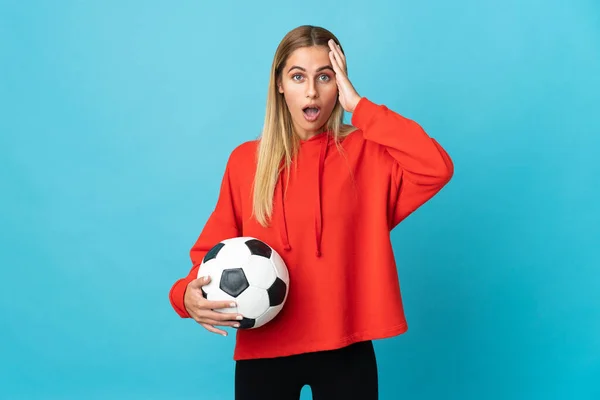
1, 0, 599, 399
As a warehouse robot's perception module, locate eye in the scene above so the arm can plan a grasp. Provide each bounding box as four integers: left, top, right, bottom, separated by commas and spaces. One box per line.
291, 74, 303, 81
318, 74, 331, 82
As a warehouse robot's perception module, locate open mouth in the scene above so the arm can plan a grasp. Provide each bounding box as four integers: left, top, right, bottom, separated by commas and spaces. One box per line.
302, 106, 321, 122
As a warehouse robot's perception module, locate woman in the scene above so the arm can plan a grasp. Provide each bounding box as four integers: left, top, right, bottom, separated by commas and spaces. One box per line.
169, 25, 453, 399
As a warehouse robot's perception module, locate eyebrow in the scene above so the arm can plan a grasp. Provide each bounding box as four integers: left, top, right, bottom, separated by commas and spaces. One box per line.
287, 65, 334, 73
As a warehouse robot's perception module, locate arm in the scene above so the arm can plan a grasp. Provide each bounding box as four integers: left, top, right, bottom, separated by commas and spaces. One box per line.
169, 154, 242, 318
351, 97, 454, 227
328, 40, 453, 227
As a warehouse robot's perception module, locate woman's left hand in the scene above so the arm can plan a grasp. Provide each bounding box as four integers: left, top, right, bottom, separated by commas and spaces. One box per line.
328, 39, 362, 113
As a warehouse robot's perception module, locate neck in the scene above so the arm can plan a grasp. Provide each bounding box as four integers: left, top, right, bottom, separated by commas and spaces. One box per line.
294, 125, 326, 141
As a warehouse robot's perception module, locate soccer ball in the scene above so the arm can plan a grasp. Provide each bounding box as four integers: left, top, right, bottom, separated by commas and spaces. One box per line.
197, 237, 289, 329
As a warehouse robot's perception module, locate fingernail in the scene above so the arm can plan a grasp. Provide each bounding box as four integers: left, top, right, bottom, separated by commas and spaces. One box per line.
230, 302, 236, 308
233, 323, 240, 328
222, 333, 227, 337
236, 315, 243, 320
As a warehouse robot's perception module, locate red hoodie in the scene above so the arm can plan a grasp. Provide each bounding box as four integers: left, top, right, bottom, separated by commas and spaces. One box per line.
169, 97, 453, 360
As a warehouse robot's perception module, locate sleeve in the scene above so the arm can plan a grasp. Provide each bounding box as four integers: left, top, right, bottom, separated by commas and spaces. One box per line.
168, 153, 242, 318
351, 97, 454, 228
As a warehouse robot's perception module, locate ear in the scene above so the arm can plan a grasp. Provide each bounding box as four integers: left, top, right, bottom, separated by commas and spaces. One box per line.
277, 84, 284, 94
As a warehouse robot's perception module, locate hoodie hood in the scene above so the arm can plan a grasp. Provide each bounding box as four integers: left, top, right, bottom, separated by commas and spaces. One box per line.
276, 131, 332, 258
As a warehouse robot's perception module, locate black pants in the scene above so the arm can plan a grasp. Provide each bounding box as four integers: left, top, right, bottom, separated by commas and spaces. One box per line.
235, 340, 378, 400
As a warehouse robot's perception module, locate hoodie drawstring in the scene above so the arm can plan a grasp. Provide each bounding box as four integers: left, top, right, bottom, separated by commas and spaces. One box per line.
277, 133, 329, 258
315, 134, 328, 257
277, 169, 291, 251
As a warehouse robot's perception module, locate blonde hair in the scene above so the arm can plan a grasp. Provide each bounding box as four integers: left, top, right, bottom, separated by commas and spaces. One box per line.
253, 25, 356, 227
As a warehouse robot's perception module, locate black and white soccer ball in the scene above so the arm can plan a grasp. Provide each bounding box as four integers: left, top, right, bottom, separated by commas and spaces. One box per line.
197, 237, 289, 329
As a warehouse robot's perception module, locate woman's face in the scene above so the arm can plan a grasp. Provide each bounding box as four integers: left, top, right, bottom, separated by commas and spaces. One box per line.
278, 45, 339, 140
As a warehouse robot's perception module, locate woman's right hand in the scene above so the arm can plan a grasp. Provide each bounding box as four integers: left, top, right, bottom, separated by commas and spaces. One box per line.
184, 275, 243, 336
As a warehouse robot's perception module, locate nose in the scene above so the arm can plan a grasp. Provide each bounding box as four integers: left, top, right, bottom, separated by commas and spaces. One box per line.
306, 79, 318, 99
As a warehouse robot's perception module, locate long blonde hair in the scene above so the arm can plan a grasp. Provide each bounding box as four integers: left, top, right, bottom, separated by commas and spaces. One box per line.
253, 25, 356, 227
